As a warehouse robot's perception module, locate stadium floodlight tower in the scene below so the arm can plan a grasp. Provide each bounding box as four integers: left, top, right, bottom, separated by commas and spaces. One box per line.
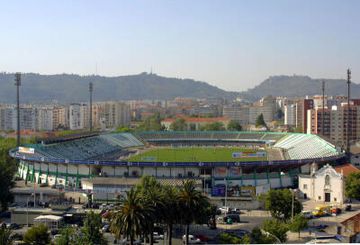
322, 80, 325, 136
89, 82, 93, 132
15, 73, 21, 147
346, 69, 351, 157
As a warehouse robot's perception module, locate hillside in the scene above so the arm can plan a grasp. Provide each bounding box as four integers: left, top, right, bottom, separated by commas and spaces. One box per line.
0, 72, 237, 103
239, 75, 360, 101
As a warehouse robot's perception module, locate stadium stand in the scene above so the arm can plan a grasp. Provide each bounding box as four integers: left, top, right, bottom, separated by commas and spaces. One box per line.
274, 134, 339, 159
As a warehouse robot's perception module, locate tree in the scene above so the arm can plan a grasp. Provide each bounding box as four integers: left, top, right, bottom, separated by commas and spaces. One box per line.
178, 180, 210, 245
255, 114, 267, 128
111, 188, 152, 245
136, 176, 163, 245
275, 109, 284, 120
289, 214, 308, 238
0, 138, 17, 211
136, 113, 165, 131
0, 225, 14, 245
345, 172, 360, 199
264, 189, 302, 220
55, 226, 78, 245
250, 227, 276, 244
218, 232, 242, 244
170, 118, 187, 131
161, 185, 180, 245
262, 219, 289, 243
82, 211, 107, 245
227, 120, 242, 131
23, 224, 50, 245
200, 122, 225, 131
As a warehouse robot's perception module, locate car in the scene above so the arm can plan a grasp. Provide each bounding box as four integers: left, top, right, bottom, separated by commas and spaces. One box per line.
53, 234, 62, 241
330, 207, 341, 215
219, 206, 231, 214
182, 234, 201, 244
102, 224, 110, 232
223, 214, 241, 223
302, 211, 313, 219
7, 223, 20, 230
345, 204, 352, 211
153, 232, 164, 240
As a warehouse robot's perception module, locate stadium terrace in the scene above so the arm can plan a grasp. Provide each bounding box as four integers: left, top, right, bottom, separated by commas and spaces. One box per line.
10, 131, 345, 201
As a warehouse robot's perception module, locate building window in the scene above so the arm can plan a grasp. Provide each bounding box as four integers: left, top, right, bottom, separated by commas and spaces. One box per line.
334, 197, 337, 202
303, 184, 308, 190
325, 175, 330, 185
318, 196, 321, 200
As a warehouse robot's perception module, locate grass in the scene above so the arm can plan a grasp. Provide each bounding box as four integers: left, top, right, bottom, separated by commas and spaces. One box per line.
127, 147, 267, 162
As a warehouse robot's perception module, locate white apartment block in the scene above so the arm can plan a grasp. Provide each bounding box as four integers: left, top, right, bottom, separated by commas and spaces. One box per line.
284, 104, 296, 126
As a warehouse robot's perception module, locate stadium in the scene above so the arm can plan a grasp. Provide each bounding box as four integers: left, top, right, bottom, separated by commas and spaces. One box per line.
10, 131, 345, 200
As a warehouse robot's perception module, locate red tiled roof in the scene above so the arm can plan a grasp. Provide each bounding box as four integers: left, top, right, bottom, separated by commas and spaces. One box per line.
334, 163, 360, 177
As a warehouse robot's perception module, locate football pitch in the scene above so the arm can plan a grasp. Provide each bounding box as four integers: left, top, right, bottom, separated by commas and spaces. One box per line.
127, 147, 267, 162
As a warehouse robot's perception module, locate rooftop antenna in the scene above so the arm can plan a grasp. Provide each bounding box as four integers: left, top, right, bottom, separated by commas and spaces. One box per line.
15, 73, 21, 147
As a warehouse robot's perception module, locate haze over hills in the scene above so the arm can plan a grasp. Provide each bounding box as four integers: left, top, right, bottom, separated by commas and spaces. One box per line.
0, 72, 237, 103
239, 75, 359, 102
0, 73, 358, 103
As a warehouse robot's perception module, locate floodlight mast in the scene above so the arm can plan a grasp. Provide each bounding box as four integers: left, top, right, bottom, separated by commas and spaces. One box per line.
89, 82, 93, 132
15, 73, 21, 147
346, 69, 351, 156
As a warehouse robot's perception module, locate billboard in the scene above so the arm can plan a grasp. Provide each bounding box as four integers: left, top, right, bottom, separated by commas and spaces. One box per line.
18, 147, 35, 154
232, 151, 266, 158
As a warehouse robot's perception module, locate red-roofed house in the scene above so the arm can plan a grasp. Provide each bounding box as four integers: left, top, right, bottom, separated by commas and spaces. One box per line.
161, 116, 231, 131
334, 163, 360, 177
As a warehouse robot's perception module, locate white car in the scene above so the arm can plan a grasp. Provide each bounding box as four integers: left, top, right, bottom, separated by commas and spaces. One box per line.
182, 234, 201, 244
219, 206, 231, 214
153, 232, 164, 240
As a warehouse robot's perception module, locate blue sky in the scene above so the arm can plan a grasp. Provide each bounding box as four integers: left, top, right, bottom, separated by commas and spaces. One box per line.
0, 0, 359, 91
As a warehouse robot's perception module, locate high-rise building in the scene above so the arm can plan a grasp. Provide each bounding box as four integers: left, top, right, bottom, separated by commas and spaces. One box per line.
223, 105, 249, 125
284, 104, 296, 126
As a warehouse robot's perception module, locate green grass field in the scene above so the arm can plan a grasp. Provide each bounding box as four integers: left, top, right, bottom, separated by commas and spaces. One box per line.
127, 147, 267, 162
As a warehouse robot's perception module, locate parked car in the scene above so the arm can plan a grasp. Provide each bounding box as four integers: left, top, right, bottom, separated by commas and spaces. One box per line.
7, 223, 20, 230
302, 211, 313, 219
153, 232, 164, 240
223, 214, 241, 223
345, 204, 352, 211
182, 235, 201, 244
330, 207, 341, 215
102, 224, 110, 233
219, 206, 231, 214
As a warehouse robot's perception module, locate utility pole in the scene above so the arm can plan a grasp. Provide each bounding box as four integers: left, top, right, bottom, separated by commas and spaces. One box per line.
15, 73, 21, 147
347, 69, 351, 156
89, 82, 93, 132
322, 81, 325, 136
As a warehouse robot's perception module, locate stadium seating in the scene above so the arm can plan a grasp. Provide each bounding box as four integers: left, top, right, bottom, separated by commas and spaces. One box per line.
274, 134, 339, 159
31, 133, 144, 161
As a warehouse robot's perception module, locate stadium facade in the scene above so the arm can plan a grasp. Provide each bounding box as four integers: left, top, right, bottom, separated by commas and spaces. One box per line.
10, 131, 345, 200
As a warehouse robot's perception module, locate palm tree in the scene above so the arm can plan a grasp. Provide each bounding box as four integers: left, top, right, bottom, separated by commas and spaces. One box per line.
178, 180, 210, 245
162, 185, 180, 245
111, 188, 152, 245
136, 176, 164, 245
0, 225, 14, 245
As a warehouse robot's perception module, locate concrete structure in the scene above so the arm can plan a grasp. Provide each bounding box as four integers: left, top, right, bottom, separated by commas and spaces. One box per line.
284, 104, 296, 126
161, 116, 231, 130
299, 164, 345, 204
223, 105, 249, 126
249, 96, 276, 124
69, 103, 88, 130
34, 215, 64, 230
